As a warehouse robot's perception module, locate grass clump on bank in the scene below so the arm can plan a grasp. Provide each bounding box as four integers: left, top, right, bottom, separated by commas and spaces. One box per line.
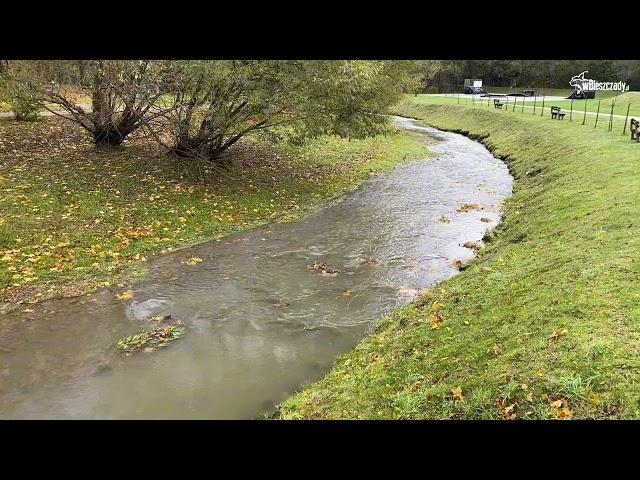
280, 98, 640, 419
0, 117, 429, 312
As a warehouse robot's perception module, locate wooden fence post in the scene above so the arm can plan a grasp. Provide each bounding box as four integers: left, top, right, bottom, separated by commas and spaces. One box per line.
570, 97, 574, 121
608, 98, 615, 132
623, 103, 631, 135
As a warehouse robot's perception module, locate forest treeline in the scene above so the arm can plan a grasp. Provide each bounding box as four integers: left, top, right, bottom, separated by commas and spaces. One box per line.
417, 60, 640, 92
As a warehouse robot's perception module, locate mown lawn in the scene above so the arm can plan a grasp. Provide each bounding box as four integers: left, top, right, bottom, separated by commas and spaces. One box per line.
413, 91, 640, 118
0, 117, 429, 312
279, 97, 640, 419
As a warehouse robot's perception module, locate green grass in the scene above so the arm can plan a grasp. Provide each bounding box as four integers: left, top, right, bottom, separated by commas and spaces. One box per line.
0, 118, 429, 311
279, 97, 640, 419
413, 92, 640, 118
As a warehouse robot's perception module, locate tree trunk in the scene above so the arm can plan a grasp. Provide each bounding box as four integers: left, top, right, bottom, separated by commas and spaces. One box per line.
171, 135, 228, 162
93, 127, 126, 146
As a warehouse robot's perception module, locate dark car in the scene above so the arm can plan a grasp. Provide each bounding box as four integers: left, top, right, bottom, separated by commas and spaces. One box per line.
464, 86, 486, 95
568, 90, 596, 99
522, 89, 536, 96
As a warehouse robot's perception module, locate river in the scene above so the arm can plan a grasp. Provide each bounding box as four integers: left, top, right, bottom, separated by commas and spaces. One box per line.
0, 117, 512, 419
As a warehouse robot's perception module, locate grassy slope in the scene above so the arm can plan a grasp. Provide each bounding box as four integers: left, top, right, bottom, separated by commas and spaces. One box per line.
0, 118, 429, 312
280, 99, 640, 419
414, 92, 640, 117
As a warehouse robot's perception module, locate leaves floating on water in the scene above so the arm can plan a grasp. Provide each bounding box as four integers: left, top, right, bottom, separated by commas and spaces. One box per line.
184, 256, 203, 266
452, 260, 463, 270
456, 203, 481, 213
116, 290, 134, 301
116, 324, 186, 353
439, 215, 451, 224
462, 241, 481, 252
308, 260, 341, 275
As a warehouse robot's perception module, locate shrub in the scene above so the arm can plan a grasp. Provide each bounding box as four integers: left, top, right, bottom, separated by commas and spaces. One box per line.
11, 95, 41, 121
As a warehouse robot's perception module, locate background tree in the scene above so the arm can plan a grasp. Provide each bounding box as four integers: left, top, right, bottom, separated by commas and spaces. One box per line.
416, 60, 640, 92
1, 61, 42, 121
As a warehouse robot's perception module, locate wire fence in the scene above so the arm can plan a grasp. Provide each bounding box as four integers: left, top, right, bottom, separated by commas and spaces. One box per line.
444, 92, 639, 141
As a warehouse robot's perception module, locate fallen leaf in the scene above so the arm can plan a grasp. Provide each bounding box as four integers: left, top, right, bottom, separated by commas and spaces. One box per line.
462, 241, 481, 251
185, 256, 203, 266
556, 407, 574, 419
457, 203, 481, 213
451, 386, 464, 402
549, 328, 568, 341
116, 290, 134, 301
431, 312, 444, 330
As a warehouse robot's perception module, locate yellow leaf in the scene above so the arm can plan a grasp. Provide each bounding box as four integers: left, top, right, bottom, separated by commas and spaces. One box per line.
116, 290, 134, 301
550, 328, 568, 341
185, 256, 203, 266
556, 407, 574, 419
451, 386, 464, 402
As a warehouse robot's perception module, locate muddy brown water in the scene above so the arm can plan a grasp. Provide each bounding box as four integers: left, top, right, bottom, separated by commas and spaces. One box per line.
0, 117, 512, 419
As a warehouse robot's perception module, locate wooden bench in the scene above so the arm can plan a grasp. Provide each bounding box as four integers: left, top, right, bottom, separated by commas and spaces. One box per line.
551, 106, 566, 120
631, 118, 639, 142
494, 98, 504, 109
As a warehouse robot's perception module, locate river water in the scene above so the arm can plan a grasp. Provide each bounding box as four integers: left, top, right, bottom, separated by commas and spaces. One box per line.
0, 117, 512, 419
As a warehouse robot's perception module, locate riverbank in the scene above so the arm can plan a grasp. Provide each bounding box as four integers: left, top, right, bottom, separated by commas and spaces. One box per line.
279, 100, 640, 419
0, 117, 430, 314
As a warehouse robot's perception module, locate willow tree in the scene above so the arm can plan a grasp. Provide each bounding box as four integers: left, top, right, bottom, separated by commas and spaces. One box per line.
18, 60, 173, 145
160, 60, 415, 162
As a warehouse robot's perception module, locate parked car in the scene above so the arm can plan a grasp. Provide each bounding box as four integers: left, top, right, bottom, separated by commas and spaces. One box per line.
464, 85, 486, 95
568, 89, 596, 99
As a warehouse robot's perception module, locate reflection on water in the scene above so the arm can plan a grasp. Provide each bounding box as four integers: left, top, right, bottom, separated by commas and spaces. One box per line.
0, 117, 512, 419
